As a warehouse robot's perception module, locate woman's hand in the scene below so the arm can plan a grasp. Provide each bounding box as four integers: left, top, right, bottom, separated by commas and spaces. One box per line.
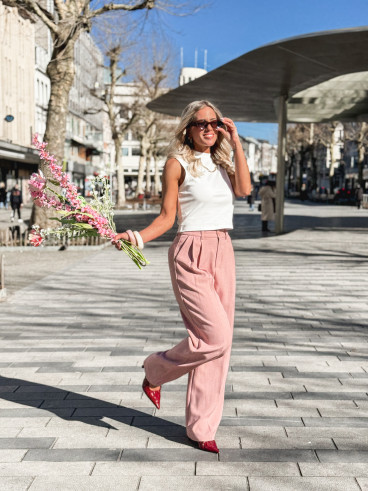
217, 117, 240, 149
113, 232, 130, 250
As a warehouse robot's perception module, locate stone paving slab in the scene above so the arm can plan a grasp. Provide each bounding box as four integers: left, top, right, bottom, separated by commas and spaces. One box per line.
0, 477, 33, 491
138, 476, 250, 490
247, 477, 360, 490
0, 202, 368, 488
28, 476, 140, 491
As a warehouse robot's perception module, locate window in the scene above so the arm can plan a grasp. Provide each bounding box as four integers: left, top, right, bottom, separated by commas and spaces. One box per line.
132, 147, 141, 156
122, 147, 129, 156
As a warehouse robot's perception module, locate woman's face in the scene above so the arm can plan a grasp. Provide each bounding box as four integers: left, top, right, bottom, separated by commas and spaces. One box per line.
189, 106, 219, 153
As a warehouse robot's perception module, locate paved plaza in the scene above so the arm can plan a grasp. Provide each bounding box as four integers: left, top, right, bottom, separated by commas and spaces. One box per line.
0, 201, 368, 490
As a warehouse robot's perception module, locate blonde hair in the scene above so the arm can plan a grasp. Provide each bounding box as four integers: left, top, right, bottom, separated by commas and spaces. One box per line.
167, 100, 235, 177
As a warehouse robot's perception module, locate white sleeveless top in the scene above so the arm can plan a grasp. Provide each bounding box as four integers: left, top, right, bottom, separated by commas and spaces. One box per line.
176, 152, 234, 232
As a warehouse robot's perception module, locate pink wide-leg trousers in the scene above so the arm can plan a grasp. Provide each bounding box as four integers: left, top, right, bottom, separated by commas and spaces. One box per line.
144, 230, 235, 442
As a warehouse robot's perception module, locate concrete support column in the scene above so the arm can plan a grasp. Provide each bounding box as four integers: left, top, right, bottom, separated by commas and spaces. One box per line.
275, 95, 287, 235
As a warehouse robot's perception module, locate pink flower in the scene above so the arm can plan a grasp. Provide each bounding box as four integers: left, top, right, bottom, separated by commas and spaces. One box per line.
29, 173, 46, 194
29, 231, 43, 247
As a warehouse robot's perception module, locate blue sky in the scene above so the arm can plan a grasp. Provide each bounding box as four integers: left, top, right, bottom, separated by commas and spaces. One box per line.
150, 0, 368, 143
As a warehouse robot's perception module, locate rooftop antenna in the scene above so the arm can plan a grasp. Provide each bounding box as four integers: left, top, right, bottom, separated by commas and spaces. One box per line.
180, 47, 183, 69
195, 48, 198, 68
204, 49, 207, 71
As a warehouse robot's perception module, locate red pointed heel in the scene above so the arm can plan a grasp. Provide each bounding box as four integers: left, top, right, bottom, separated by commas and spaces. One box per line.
142, 377, 161, 409
198, 440, 219, 454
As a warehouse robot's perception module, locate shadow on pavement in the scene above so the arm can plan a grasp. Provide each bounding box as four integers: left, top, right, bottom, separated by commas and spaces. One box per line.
0, 375, 196, 447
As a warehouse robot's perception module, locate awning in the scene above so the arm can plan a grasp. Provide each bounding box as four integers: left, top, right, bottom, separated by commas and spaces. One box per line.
148, 27, 368, 124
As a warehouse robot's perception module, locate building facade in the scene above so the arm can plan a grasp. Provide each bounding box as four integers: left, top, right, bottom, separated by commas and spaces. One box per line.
0, 2, 39, 201
65, 32, 105, 195
239, 135, 277, 181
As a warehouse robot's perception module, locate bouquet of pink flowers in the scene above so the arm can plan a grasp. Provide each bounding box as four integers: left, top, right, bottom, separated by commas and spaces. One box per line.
28, 135, 149, 269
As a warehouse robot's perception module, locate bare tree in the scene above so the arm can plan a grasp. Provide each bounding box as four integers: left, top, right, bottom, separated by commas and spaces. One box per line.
4, 0, 200, 226
286, 123, 312, 194
103, 46, 138, 206
313, 122, 340, 193
133, 61, 170, 196
344, 122, 368, 187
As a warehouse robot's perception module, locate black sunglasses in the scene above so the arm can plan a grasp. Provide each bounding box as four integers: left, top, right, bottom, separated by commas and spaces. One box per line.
189, 120, 225, 131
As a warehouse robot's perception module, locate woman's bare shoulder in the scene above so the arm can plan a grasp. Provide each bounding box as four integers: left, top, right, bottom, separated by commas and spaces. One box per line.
164, 158, 182, 177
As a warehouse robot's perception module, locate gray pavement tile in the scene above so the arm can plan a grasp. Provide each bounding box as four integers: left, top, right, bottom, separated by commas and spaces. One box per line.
357, 478, 368, 490
299, 463, 368, 476
0, 462, 94, 476
16, 385, 89, 392
29, 476, 140, 490
196, 462, 300, 476
101, 367, 144, 372
0, 477, 33, 490
87, 385, 142, 392
240, 437, 335, 449
282, 372, 352, 378
317, 450, 368, 463
220, 417, 304, 427
92, 461, 195, 475
73, 407, 154, 417
40, 400, 120, 409
23, 448, 121, 461
0, 386, 19, 392
231, 366, 298, 373
292, 392, 368, 400
225, 392, 293, 400
0, 392, 66, 401
10, 362, 73, 367
303, 417, 368, 427
132, 416, 185, 426
333, 437, 368, 450
139, 476, 249, 490
0, 450, 27, 462
247, 477, 360, 490
37, 367, 101, 373
121, 448, 218, 461
0, 408, 74, 418
0, 438, 55, 449
219, 449, 318, 462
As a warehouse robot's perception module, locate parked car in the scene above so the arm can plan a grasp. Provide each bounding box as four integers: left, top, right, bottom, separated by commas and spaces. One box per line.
333, 188, 355, 205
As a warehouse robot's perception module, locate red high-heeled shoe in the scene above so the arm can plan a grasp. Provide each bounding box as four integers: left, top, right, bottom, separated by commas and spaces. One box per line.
189, 437, 219, 454
198, 440, 219, 454
142, 377, 161, 409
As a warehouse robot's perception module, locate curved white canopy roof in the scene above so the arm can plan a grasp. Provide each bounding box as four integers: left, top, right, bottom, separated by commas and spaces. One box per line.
148, 27, 368, 123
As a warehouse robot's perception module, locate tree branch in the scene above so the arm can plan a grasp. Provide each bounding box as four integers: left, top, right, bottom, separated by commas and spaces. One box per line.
90, 0, 155, 19
53, 0, 67, 20
3, 0, 59, 33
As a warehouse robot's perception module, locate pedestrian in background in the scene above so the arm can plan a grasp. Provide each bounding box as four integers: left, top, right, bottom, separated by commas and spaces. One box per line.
0, 182, 6, 209
355, 185, 363, 209
10, 184, 23, 222
248, 186, 256, 211
259, 180, 276, 232
114, 100, 251, 454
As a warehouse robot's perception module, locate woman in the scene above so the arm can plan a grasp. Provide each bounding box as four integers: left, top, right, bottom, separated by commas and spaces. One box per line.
259, 181, 276, 232
115, 100, 251, 453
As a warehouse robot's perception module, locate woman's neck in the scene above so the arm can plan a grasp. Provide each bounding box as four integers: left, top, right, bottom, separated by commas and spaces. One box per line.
193, 145, 211, 154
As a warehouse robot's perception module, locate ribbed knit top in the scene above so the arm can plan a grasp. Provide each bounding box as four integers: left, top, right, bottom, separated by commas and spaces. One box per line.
176, 152, 234, 233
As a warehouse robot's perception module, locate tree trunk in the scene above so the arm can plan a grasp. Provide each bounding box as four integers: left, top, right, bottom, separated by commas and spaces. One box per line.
30, 40, 76, 228
329, 140, 336, 194
115, 137, 125, 207
145, 149, 152, 195
358, 122, 367, 187
358, 141, 365, 187
136, 140, 148, 196
154, 155, 161, 196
